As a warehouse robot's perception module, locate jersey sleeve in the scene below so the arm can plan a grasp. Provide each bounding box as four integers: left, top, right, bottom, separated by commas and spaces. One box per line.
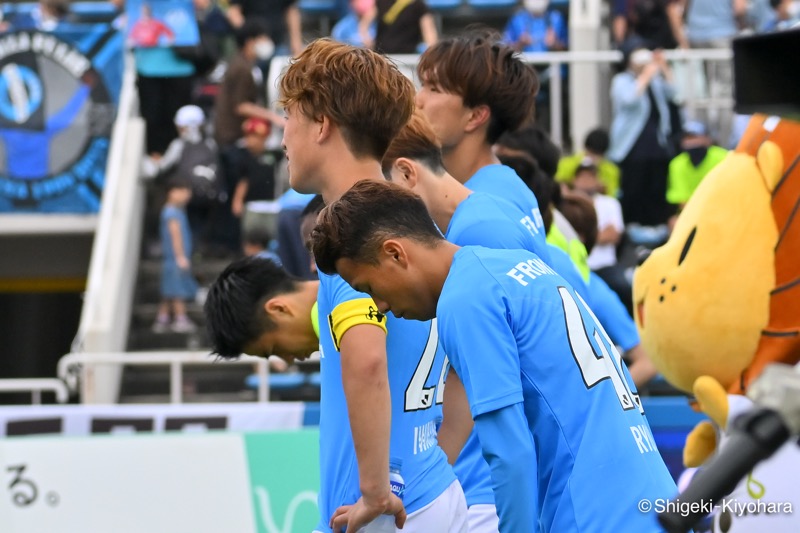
588, 273, 640, 352
439, 263, 523, 418
474, 403, 538, 530
326, 276, 388, 351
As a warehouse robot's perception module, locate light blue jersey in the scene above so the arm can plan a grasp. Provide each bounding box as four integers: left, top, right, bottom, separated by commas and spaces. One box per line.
438, 247, 676, 531
446, 191, 550, 508
463, 164, 549, 263
315, 271, 455, 532
547, 244, 640, 353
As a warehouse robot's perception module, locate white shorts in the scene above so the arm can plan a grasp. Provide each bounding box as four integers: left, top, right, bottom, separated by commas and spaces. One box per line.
333, 479, 469, 533
467, 504, 499, 533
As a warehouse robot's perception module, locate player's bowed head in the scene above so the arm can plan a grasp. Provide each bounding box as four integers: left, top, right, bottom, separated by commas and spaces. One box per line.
311, 179, 459, 321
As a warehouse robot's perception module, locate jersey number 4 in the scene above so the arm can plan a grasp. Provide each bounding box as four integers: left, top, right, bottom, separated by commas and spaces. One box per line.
559, 287, 643, 413
405, 318, 448, 412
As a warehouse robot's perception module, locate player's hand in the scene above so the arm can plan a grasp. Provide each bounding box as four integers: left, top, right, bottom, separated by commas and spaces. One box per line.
330, 494, 406, 532
176, 255, 190, 270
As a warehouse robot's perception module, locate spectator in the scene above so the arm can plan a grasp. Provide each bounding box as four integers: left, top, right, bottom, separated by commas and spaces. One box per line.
503, 0, 568, 52
761, 0, 800, 30
608, 45, 677, 227
363, 0, 438, 54
183, 0, 234, 78
495, 124, 561, 179
130, 3, 195, 157
153, 179, 199, 333
226, 0, 303, 56
612, 0, 686, 50
142, 105, 221, 251
213, 19, 284, 252
684, 0, 746, 144
571, 158, 632, 312
10, 0, 73, 31
276, 190, 318, 279
331, 0, 376, 47
666, 120, 728, 225
231, 117, 280, 219
555, 128, 622, 197
242, 226, 282, 263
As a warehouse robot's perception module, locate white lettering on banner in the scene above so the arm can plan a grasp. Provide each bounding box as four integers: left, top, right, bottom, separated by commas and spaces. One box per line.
506, 258, 558, 286
254, 487, 318, 533
413, 420, 438, 455
0, 32, 89, 77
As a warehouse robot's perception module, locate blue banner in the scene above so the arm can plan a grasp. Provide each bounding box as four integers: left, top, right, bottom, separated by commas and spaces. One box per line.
126, 0, 199, 48
0, 27, 123, 213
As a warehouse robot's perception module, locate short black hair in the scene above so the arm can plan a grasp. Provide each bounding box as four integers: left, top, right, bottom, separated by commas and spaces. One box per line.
770, 0, 782, 9
235, 17, 270, 49
311, 180, 443, 275
584, 128, 610, 155
498, 153, 556, 232
204, 257, 299, 358
497, 125, 561, 178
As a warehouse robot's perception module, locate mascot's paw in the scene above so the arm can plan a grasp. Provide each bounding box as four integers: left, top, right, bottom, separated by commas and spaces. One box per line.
693, 375, 729, 429
684, 420, 718, 467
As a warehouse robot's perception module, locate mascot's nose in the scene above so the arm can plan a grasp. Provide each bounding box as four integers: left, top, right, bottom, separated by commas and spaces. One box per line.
636, 247, 653, 266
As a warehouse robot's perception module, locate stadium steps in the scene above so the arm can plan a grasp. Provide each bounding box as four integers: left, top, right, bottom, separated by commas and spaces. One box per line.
119, 252, 252, 404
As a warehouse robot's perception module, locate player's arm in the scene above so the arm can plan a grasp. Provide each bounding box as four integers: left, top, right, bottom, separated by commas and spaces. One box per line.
474, 404, 538, 531
339, 324, 392, 503
437, 368, 473, 464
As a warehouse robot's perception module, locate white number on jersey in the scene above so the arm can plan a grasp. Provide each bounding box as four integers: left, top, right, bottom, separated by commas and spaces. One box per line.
559, 287, 643, 413
405, 319, 447, 411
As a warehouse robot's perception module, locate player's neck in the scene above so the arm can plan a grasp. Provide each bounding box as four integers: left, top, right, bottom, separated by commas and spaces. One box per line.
428, 173, 471, 232
318, 157, 385, 204
427, 241, 461, 301
443, 137, 499, 184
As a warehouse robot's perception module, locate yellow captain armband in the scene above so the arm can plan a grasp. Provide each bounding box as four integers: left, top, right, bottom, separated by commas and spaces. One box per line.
327, 298, 388, 351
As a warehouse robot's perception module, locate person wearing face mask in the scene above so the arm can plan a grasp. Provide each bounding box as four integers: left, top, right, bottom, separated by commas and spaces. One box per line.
762, 0, 800, 30
503, 0, 567, 53
331, 0, 377, 48
608, 44, 678, 228
213, 18, 285, 249
665, 120, 727, 228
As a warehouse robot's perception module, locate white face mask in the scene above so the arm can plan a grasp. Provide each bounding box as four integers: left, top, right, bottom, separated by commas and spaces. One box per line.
524, 0, 548, 14
630, 49, 653, 67
179, 125, 202, 143
254, 39, 275, 61
789, 1, 800, 19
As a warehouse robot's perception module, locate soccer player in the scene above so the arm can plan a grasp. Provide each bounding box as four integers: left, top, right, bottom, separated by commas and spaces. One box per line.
382, 110, 553, 530
415, 30, 548, 260
311, 180, 678, 532
278, 39, 466, 532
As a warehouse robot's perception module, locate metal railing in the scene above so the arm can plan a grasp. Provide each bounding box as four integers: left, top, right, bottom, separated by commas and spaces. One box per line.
58, 351, 271, 404
0, 378, 70, 404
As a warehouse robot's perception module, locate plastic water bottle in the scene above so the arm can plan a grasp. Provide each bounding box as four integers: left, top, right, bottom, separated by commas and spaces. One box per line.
360, 460, 404, 533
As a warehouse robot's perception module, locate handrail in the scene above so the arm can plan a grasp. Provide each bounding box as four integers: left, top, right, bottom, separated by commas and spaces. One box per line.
267, 48, 734, 149
70, 51, 146, 403
0, 378, 69, 404
58, 351, 271, 404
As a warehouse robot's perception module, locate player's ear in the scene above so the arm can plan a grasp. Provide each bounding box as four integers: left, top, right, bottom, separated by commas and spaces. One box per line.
317, 115, 332, 144
264, 297, 292, 319
394, 157, 419, 189
465, 104, 490, 133
381, 239, 409, 268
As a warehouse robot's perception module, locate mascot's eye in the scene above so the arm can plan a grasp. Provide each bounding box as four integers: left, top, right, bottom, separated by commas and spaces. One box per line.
678, 227, 697, 266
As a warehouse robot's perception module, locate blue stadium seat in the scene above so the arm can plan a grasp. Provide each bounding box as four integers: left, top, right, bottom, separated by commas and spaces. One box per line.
246, 372, 307, 391
299, 0, 339, 14
308, 372, 322, 387
427, 0, 464, 11
466, 0, 519, 10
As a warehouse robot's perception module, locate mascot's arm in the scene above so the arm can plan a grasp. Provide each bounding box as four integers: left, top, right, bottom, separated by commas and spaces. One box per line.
683, 376, 729, 467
